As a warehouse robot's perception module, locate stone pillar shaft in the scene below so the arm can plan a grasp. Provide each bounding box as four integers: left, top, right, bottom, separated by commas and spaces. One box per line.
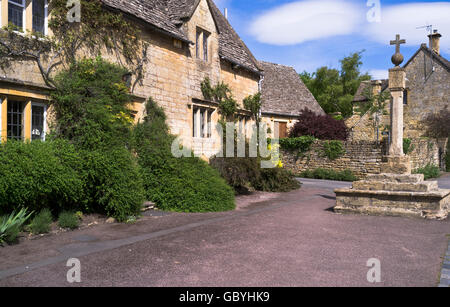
388, 68, 406, 157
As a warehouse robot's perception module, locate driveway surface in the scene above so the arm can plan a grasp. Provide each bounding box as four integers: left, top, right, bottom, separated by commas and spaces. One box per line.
0, 177, 449, 287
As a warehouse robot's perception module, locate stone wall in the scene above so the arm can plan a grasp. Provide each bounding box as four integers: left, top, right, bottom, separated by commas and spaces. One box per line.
282, 138, 447, 179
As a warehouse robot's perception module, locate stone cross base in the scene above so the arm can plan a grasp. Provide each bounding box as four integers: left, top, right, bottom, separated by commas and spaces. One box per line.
334, 173, 450, 220
380, 156, 412, 174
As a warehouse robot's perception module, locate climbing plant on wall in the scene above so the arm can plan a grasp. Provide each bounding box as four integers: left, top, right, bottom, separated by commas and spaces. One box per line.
0, 0, 148, 90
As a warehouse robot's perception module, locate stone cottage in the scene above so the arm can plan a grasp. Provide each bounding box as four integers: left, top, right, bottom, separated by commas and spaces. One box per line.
259, 61, 324, 139
0, 0, 265, 157
348, 31, 449, 169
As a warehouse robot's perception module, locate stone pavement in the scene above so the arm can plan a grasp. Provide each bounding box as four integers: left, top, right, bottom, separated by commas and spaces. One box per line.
0, 178, 448, 287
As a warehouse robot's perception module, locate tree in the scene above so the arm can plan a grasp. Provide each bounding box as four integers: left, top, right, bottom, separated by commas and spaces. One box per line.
0, 0, 148, 90
299, 51, 371, 118
352, 87, 391, 141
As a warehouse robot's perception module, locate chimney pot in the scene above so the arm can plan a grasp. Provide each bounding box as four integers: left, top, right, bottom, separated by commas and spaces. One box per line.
428, 30, 442, 55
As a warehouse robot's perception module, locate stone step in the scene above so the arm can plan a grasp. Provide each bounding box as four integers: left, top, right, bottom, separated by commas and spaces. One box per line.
352, 180, 438, 192
366, 173, 425, 183
334, 188, 450, 219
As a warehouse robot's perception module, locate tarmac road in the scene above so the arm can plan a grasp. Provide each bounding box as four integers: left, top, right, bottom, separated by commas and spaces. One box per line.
0, 178, 449, 287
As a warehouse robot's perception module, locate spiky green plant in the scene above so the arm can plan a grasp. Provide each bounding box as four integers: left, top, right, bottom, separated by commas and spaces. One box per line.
0, 208, 33, 244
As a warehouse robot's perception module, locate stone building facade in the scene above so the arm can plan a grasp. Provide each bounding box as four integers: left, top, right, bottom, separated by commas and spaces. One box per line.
0, 0, 263, 158
347, 32, 449, 170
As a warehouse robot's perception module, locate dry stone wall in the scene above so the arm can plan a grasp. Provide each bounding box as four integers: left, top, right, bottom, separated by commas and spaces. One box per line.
282, 138, 447, 179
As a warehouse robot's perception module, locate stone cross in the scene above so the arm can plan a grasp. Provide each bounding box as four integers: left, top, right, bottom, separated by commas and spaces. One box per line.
390, 34, 406, 54
388, 35, 408, 167
390, 34, 406, 67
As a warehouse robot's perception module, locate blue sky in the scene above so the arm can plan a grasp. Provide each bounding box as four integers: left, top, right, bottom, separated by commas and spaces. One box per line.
214, 0, 450, 79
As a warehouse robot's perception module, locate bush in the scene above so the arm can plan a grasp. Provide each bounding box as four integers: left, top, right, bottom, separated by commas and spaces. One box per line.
29, 209, 53, 234
0, 140, 86, 215
289, 108, 349, 140
413, 164, 440, 180
256, 168, 301, 192
58, 211, 79, 229
0, 208, 33, 245
403, 138, 415, 155
80, 148, 145, 222
300, 168, 358, 182
321, 140, 345, 160
132, 99, 235, 212
279, 136, 315, 154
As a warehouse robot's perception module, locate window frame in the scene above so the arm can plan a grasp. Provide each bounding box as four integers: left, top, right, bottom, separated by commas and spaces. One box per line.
30, 101, 47, 141
7, 0, 26, 31
32, 0, 48, 35
6, 99, 25, 141
193, 105, 213, 139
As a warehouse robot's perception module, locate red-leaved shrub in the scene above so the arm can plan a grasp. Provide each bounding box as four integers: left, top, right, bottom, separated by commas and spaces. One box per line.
289, 108, 349, 140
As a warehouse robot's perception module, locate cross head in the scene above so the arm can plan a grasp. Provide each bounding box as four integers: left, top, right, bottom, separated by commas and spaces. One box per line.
390, 34, 406, 53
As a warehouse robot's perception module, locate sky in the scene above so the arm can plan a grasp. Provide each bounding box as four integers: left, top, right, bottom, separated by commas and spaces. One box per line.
213, 0, 450, 79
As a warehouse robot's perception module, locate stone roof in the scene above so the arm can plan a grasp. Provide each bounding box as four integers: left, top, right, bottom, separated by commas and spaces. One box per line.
101, 0, 261, 74
353, 80, 389, 103
259, 61, 325, 117
404, 43, 450, 72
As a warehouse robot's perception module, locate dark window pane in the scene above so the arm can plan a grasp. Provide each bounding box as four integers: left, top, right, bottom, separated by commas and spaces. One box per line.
32, 0, 46, 34
7, 100, 23, 140
8, 3, 24, 29
32, 105, 45, 141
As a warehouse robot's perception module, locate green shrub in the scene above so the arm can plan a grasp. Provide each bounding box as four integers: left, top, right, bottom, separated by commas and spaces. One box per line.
0, 140, 86, 215
0, 208, 33, 244
29, 209, 53, 234
403, 138, 415, 155
300, 168, 358, 182
279, 136, 315, 154
413, 164, 440, 180
321, 140, 345, 160
58, 211, 79, 230
133, 99, 235, 212
80, 148, 145, 222
256, 168, 301, 192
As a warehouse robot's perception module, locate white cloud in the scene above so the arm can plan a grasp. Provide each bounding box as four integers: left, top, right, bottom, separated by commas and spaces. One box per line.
368, 69, 388, 80
365, 2, 450, 51
249, 0, 364, 45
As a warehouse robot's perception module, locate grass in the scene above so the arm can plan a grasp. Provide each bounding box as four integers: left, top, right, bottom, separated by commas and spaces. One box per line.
29, 209, 53, 234
58, 211, 80, 230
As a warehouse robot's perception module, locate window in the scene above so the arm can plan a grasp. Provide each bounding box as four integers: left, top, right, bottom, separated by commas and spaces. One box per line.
32, 0, 46, 34
7, 100, 24, 140
193, 106, 212, 138
196, 30, 201, 59
8, 0, 25, 30
195, 28, 210, 62
203, 32, 209, 62
403, 89, 408, 105
31, 103, 46, 141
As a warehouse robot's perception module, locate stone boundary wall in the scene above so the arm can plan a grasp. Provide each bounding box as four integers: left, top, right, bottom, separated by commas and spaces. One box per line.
281, 138, 447, 179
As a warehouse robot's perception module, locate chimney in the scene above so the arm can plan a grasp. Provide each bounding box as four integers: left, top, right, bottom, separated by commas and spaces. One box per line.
372, 80, 382, 95
428, 29, 442, 55
224, 8, 228, 20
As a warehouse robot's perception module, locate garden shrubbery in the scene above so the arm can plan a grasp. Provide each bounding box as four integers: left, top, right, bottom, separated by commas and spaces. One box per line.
300, 168, 358, 182
0, 140, 85, 215
132, 99, 235, 212
289, 108, 349, 141
413, 164, 441, 180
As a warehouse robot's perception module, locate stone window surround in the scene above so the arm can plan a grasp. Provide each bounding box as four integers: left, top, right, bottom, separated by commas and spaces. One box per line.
0, 90, 49, 143
195, 27, 210, 62
192, 104, 215, 139
1, 0, 48, 35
